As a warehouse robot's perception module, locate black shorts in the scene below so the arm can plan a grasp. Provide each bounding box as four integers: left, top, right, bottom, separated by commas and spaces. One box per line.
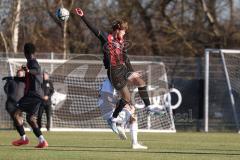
107, 65, 132, 90
5, 100, 17, 115
17, 94, 43, 115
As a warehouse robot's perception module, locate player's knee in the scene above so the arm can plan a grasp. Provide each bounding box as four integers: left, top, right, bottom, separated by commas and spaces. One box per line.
132, 77, 145, 86
130, 114, 137, 123
127, 105, 137, 123
13, 110, 23, 125
137, 78, 145, 86
120, 89, 131, 101
27, 115, 38, 127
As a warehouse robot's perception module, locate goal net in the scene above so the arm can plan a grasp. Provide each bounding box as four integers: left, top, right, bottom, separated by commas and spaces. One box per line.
0, 54, 175, 132
205, 49, 240, 132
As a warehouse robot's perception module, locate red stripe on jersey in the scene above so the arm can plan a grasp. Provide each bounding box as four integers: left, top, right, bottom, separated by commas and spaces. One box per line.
107, 34, 124, 67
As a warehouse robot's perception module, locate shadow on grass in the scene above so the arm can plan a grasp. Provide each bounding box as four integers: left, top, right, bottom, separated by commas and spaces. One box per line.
195, 148, 240, 152
45, 145, 129, 149
4, 143, 240, 156
17, 147, 240, 156
0, 144, 129, 149
0, 144, 13, 147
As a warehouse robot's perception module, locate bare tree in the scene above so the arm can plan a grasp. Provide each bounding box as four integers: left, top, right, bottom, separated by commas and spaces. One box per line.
62, 0, 75, 59
0, 0, 13, 53
200, 0, 220, 37
0, 0, 240, 56
0, 32, 8, 53
160, 0, 197, 55
132, 0, 160, 56
11, 0, 21, 53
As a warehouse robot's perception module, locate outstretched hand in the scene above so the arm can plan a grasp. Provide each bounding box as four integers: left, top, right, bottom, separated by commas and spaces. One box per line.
75, 8, 84, 16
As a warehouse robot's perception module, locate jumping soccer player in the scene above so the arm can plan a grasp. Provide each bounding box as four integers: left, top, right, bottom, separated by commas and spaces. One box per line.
75, 8, 153, 133
11, 43, 48, 148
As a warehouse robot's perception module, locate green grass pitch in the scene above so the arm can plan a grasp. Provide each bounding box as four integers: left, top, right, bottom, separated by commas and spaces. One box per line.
0, 131, 240, 160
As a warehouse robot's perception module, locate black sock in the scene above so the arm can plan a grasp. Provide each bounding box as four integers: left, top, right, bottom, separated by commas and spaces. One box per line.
32, 127, 42, 137
112, 106, 124, 118
112, 99, 128, 118
15, 125, 25, 136
138, 86, 150, 107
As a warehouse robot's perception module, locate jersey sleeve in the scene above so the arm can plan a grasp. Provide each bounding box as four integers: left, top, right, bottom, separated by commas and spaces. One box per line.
5, 80, 16, 101
3, 80, 10, 94
44, 80, 54, 97
49, 81, 54, 97
28, 60, 41, 75
14, 77, 25, 82
81, 16, 107, 43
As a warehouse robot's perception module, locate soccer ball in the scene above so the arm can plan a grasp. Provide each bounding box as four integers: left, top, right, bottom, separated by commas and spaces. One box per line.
56, 7, 70, 21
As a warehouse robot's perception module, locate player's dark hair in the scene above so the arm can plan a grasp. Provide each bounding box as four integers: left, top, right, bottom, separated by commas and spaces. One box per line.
112, 20, 128, 31
24, 43, 36, 56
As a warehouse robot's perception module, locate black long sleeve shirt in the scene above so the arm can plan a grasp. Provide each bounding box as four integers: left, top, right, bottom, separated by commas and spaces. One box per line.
42, 80, 54, 105
81, 16, 134, 72
3, 77, 25, 102
25, 58, 44, 98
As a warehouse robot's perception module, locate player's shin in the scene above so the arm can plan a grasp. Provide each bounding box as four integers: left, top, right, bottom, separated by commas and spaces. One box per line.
112, 98, 129, 119
138, 86, 150, 107
15, 125, 25, 137
130, 116, 148, 149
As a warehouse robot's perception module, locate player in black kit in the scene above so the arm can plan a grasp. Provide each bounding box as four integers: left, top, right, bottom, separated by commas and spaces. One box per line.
75, 8, 152, 131
12, 43, 48, 148
37, 72, 54, 131
75, 8, 149, 149
3, 69, 25, 123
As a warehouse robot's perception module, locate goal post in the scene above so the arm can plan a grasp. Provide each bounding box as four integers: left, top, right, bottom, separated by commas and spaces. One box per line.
205, 49, 240, 133
0, 54, 176, 132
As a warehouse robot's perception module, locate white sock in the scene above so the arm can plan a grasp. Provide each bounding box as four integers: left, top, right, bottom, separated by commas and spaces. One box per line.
130, 121, 138, 145
21, 135, 27, 141
38, 135, 45, 143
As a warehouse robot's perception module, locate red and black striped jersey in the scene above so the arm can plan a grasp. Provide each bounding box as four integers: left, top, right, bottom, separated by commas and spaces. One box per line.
81, 16, 133, 72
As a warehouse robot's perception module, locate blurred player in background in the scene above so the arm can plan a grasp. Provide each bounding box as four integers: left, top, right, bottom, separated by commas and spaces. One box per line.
75, 8, 154, 133
2, 69, 25, 126
37, 72, 54, 131
11, 43, 48, 148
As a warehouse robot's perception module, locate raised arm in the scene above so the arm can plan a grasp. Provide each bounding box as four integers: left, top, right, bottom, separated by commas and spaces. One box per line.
75, 8, 107, 42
